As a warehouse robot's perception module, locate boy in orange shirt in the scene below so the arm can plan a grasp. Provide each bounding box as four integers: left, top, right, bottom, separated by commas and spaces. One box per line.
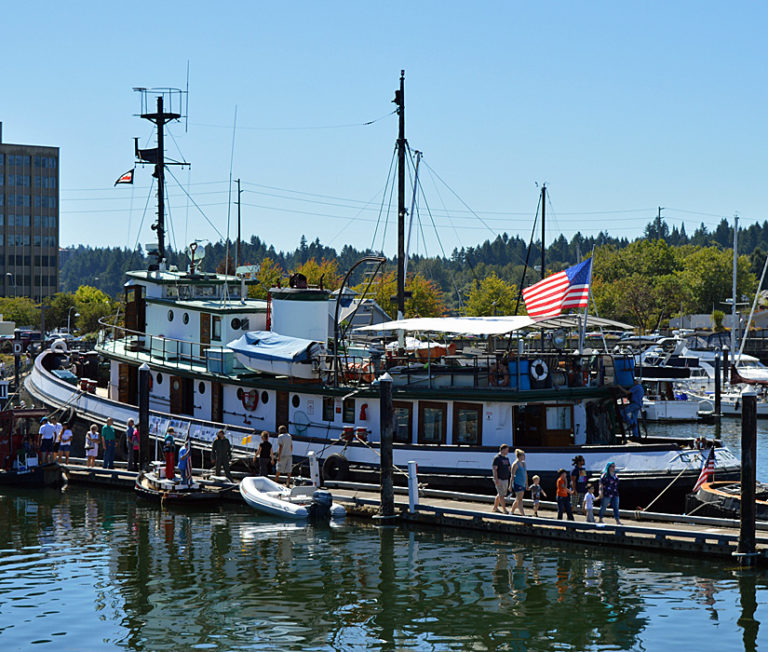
556, 468, 574, 520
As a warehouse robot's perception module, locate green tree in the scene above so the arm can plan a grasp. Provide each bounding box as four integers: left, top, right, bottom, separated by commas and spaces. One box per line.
465, 273, 518, 316
75, 286, 117, 334
44, 293, 78, 331
0, 297, 40, 328
247, 257, 286, 300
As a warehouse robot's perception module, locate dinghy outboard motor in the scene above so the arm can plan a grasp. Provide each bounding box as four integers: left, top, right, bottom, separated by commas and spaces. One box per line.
307, 489, 333, 522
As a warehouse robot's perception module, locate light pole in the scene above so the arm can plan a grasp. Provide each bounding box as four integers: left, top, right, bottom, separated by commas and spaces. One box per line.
67, 308, 80, 334
5, 273, 15, 298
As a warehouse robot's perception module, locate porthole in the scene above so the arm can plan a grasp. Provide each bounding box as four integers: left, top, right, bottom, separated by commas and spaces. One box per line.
261, 391, 269, 404
236, 387, 244, 400
172, 379, 180, 391
292, 395, 300, 408
156, 373, 163, 385
231, 317, 241, 330
198, 382, 205, 394
183, 312, 190, 324
167, 310, 174, 322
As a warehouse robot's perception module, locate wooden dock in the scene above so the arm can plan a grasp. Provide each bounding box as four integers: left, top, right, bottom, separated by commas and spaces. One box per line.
56, 460, 767, 565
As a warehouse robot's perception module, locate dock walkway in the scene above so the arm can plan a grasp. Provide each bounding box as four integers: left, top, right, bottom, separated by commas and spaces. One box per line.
57, 461, 768, 565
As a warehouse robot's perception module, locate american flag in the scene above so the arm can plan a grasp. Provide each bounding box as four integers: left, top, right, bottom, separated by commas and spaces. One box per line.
693, 446, 716, 492
522, 257, 593, 319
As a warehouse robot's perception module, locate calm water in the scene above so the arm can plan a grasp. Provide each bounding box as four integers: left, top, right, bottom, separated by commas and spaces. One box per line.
0, 482, 766, 651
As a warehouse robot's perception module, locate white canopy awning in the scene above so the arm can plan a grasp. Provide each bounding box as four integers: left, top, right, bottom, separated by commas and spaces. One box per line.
354, 315, 634, 336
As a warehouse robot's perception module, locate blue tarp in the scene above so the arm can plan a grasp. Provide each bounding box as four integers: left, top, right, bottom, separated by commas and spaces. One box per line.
227, 331, 318, 363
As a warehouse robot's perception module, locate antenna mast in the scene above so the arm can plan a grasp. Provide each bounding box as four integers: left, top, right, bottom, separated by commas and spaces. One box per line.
133, 87, 188, 267
394, 70, 407, 319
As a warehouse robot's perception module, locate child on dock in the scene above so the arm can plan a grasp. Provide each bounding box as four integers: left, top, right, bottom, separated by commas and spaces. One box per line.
583, 483, 595, 523
556, 469, 574, 520
528, 475, 546, 517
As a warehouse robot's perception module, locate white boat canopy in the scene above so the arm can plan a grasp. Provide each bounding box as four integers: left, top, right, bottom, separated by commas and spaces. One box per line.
354, 315, 634, 336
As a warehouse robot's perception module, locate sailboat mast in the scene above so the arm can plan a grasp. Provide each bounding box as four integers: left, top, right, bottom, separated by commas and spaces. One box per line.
731, 214, 739, 356
155, 96, 167, 263
540, 184, 546, 280
395, 70, 406, 319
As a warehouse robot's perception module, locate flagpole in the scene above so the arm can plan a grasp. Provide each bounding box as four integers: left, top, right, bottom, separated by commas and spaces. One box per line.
580, 246, 596, 352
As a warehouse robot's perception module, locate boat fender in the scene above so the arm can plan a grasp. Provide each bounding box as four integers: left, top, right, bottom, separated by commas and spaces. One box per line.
530, 359, 549, 382
359, 403, 368, 421
322, 454, 349, 482
489, 362, 509, 387
50, 339, 68, 353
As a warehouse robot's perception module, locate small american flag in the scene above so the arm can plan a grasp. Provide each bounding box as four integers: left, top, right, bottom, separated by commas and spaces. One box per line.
522, 257, 593, 319
693, 446, 716, 492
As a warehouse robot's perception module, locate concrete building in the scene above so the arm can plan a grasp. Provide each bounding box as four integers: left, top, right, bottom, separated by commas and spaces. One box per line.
0, 122, 59, 300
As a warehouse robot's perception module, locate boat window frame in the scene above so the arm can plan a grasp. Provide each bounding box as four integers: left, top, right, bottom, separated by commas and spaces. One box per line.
393, 400, 413, 444
212, 315, 222, 341
342, 397, 355, 424
322, 396, 335, 422
418, 401, 447, 445
452, 402, 483, 446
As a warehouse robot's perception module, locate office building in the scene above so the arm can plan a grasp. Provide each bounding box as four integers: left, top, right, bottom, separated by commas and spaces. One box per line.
0, 122, 59, 300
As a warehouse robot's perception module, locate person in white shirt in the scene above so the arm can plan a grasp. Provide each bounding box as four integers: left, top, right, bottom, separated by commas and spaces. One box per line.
59, 425, 73, 464
275, 425, 293, 485
52, 417, 63, 462
38, 417, 57, 464
582, 483, 596, 523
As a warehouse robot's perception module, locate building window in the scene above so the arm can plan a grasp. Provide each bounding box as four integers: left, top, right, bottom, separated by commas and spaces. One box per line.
418, 401, 447, 445
322, 397, 335, 422
212, 315, 221, 341
343, 398, 355, 423
393, 401, 413, 444
453, 402, 482, 446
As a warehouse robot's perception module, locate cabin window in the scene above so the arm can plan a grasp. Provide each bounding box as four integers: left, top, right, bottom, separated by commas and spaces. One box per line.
183, 312, 190, 324
343, 398, 355, 423
546, 406, 572, 430
212, 316, 221, 341
197, 285, 215, 298
156, 372, 163, 385
231, 317, 242, 330
453, 402, 482, 445
198, 382, 205, 394
261, 391, 269, 404
167, 310, 174, 322
393, 401, 412, 444
292, 395, 300, 408
419, 401, 447, 445
322, 397, 335, 421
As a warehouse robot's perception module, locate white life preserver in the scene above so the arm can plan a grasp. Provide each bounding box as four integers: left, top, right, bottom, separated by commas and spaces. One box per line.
529, 358, 549, 382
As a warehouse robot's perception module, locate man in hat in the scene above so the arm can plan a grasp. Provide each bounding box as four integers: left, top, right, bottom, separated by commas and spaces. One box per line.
38, 417, 56, 464
211, 429, 233, 482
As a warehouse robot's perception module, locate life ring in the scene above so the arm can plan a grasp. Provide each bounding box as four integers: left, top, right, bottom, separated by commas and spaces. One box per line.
530, 359, 549, 382
489, 362, 509, 387
322, 454, 349, 481
239, 389, 258, 411
360, 362, 375, 383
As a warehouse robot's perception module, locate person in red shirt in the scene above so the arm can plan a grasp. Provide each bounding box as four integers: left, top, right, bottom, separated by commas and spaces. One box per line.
556, 468, 574, 520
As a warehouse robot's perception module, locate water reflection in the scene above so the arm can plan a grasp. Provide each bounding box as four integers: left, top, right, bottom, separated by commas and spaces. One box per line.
0, 487, 764, 650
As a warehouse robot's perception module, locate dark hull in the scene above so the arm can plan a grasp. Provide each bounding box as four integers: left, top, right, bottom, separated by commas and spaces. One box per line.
0, 463, 63, 488
685, 481, 768, 520
134, 475, 231, 505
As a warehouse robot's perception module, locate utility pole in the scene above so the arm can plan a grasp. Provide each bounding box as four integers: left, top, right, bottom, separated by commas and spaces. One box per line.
656, 206, 664, 239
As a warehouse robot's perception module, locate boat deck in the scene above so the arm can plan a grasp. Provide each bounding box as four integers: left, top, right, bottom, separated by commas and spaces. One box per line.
52, 460, 768, 565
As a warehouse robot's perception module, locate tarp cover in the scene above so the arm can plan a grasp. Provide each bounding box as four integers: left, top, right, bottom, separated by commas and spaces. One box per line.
227, 331, 318, 363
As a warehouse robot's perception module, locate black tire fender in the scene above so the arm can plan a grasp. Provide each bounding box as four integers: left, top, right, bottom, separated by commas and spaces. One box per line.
322, 454, 349, 481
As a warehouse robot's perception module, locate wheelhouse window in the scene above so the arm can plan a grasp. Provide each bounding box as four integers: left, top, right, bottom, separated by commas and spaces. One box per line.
453, 402, 482, 446
212, 316, 222, 341
419, 401, 447, 444
322, 397, 335, 422
546, 406, 572, 430
393, 401, 412, 444
343, 397, 355, 424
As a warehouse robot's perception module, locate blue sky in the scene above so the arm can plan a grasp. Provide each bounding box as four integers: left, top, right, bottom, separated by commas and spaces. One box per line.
3, 2, 767, 257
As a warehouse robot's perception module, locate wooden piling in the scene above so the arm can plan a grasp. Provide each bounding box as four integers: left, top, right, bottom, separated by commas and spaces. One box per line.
714, 352, 721, 419
379, 373, 395, 518
138, 363, 150, 471
739, 391, 757, 563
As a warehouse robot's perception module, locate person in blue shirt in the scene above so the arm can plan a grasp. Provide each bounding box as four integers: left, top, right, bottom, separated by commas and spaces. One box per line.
621, 379, 644, 440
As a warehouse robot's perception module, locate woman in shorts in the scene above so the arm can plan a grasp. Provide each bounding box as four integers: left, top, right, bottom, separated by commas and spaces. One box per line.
86, 424, 100, 467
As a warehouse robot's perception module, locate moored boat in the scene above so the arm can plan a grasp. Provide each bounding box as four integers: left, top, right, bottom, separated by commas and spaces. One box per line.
0, 406, 63, 488
135, 464, 235, 504
685, 480, 768, 520
239, 476, 345, 520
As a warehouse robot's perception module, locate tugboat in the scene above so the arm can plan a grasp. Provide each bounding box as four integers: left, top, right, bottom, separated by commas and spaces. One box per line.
24, 81, 742, 510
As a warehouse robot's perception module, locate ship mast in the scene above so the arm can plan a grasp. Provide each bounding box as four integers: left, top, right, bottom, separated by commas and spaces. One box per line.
394, 70, 407, 319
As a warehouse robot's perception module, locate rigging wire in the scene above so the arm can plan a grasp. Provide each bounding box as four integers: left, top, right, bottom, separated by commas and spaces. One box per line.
128, 177, 156, 269
190, 109, 396, 132
224, 105, 238, 298
165, 167, 226, 241
370, 145, 398, 253
513, 192, 542, 316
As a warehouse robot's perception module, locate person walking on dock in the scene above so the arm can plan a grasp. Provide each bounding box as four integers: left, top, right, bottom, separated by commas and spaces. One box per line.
556, 468, 575, 520
211, 429, 233, 481
275, 425, 293, 485
620, 379, 644, 441
491, 444, 511, 513
126, 419, 139, 472
85, 424, 100, 467
583, 483, 596, 523
571, 455, 587, 513
528, 474, 546, 517
163, 427, 176, 480
509, 449, 528, 516
255, 430, 274, 477
598, 462, 621, 525
101, 417, 116, 469
38, 417, 56, 464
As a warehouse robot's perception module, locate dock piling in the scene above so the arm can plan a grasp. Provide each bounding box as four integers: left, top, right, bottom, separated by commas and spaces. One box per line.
138, 363, 150, 471
714, 352, 722, 421
738, 391, 757, 564
379, 373, 395, 519
308, 451, 320, 487
407, 461, 419, 513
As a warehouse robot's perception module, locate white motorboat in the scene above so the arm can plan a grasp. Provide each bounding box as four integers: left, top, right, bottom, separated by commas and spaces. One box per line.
239, 476, 346, 520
